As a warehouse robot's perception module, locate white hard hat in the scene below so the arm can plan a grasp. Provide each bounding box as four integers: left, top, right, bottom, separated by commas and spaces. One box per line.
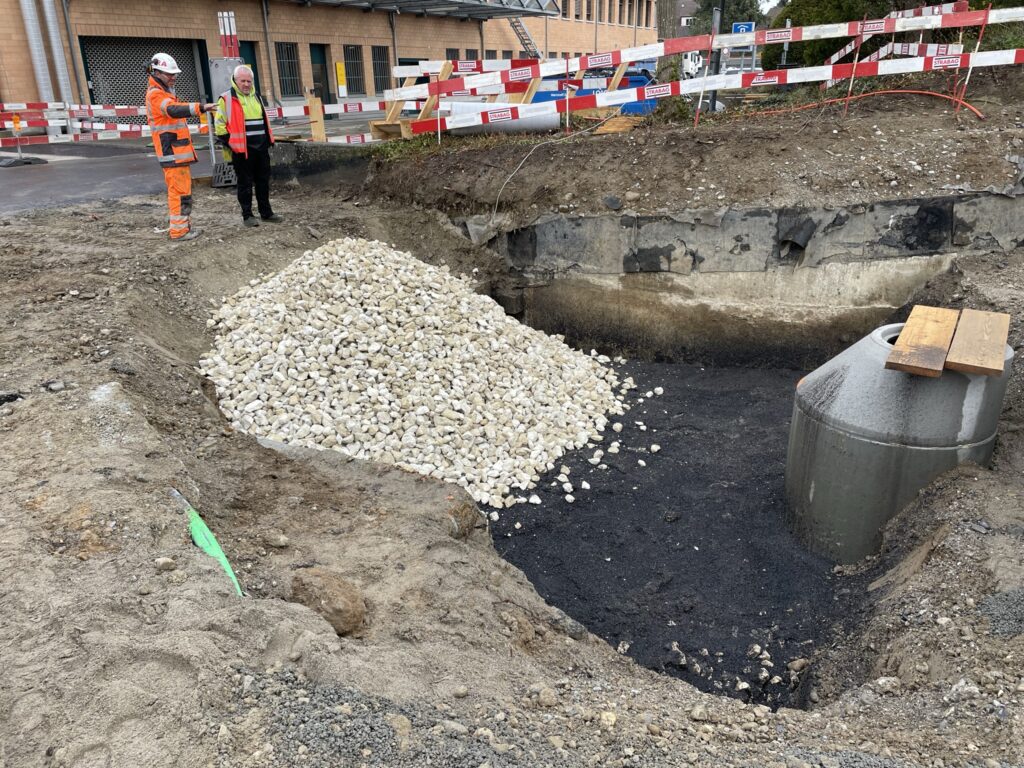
150, 53, 181, 74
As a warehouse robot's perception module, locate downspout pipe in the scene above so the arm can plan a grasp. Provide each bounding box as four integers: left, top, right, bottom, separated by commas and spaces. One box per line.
18, 0, 55, 102
388, 11, 399, 88
60, 0, 85, 103
41, 0, 74, 103
261, 0, 281, 107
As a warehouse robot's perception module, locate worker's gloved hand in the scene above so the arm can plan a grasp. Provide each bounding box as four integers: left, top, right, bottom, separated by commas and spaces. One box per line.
202, 103, 218, 113
215, 135, 229, 148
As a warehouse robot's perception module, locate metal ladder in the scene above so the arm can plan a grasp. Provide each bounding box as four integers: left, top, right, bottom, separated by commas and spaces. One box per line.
508, 17, 542, 58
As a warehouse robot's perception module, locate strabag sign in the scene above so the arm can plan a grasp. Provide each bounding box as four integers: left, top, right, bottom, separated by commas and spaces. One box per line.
746, 71, 783, 86
485, 108, 514, 122
644, 83, 673, 99
931, 54, 964, 69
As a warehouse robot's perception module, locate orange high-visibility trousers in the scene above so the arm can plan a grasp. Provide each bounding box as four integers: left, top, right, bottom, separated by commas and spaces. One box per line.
162, 166, 193, 239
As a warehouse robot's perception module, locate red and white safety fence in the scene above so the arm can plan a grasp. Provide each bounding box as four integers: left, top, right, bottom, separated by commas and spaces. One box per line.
394, 58, 550, 77
387, 5, 1024, 101
824, 1, 968, 67
0, 118, 67, 129
866, 41, 964, 62
409, 47, 1024, 136
325, 132, 380, 145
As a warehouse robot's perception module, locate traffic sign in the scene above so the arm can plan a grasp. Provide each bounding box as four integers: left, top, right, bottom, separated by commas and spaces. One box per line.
732, 21, 755, 52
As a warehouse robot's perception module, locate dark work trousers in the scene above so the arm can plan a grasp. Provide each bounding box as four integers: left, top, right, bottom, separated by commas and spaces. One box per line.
231, 148, 273, 220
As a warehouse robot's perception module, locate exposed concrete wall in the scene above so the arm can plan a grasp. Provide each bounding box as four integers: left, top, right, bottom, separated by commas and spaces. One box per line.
270, 142, 370, 184
499, 193, 1022, 364
506, 194, 1015, 276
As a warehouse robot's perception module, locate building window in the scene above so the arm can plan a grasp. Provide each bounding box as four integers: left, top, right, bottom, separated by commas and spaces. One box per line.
446, 47, 460, 60
371, 45, 391, 94
343, 45, 366, 95
619, 0, 627, 25
681, 16, 693, 27
597, 0, 605, 23
275, 42, 301, 97
465, 48, 478, 60
575, 0, 582, 19
502, 49, 513, 59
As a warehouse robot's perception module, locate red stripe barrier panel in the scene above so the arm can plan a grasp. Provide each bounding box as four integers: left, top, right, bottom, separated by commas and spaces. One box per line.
825, 1, 969, 66
409, 47, 1024, 136
387, 6, 1024, 101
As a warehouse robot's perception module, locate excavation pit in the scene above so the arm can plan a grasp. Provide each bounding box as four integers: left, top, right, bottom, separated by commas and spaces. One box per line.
489, 358, 858, 710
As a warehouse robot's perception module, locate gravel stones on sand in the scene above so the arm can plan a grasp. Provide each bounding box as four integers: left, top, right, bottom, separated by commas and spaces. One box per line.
980, 588, 1024, 636
199, 238, 632, 507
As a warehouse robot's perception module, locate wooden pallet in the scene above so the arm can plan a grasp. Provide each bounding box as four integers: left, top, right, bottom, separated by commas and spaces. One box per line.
884, 305, 1009, 377
594, 116, 644, 135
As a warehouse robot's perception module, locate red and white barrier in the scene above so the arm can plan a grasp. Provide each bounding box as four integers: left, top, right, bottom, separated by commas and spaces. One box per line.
409, 47, 1024, 136
824, 1, 968, 67
67, 104, 147, 118
865, 41, 964, 63
394, 59, 548, 78
0, 118, 67, 129
387, 6, 1024, 101
325, 132, 380, 145
0, 101, 66, 111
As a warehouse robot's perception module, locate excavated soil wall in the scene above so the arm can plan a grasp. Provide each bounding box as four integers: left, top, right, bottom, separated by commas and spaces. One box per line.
491, 193, 1023, 365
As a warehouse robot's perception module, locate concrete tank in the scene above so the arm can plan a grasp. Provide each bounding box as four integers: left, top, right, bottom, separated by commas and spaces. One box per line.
785, 322, 1013, 563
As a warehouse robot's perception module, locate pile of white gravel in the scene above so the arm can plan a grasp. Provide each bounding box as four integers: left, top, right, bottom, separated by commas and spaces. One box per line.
199, 238, 633, 507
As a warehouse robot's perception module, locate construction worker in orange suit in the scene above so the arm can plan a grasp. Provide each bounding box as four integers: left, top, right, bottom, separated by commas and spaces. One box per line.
145, 53, 217, 241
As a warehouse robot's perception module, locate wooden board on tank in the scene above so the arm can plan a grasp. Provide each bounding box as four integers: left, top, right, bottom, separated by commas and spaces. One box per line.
884, 305, 960, 377
945, 308, 1010, 376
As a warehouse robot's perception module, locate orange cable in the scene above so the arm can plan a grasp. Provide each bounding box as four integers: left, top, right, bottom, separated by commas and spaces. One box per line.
743, 89, 985, 120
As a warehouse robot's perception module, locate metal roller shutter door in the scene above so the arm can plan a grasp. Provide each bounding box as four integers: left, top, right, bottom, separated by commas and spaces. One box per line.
81, 36, 201, 123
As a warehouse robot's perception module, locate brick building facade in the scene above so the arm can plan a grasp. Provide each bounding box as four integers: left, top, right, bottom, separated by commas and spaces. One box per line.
1, 0, 658, 105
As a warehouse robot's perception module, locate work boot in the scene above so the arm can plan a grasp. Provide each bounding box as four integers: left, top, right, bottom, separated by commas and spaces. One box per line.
175, 228, 202, 242
262, 213, 284, 223
243, 216, 260, 227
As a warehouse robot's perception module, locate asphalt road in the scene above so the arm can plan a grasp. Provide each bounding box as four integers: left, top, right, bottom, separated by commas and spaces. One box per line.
0, 144, 213, 216
0, 113, 376, 217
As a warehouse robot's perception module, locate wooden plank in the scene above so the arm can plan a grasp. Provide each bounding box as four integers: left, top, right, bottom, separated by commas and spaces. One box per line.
369, 120, 403, 140
306, 94, 326, 142
884, 305, 960, 377
417, 62, 453, 120
384, 76, 416, 123
945, 308, 1010, 376
608, 62, 629, 92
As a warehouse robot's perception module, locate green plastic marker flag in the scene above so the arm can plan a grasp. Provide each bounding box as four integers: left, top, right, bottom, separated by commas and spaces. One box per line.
169, 488, 243, 597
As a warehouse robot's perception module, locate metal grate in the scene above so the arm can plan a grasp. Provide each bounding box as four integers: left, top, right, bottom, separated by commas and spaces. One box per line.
371, 45, 391, 95
343, 45, 366, 96
80, 36, 200, 125
465, 48, 478, 60
275, 42, 302, 97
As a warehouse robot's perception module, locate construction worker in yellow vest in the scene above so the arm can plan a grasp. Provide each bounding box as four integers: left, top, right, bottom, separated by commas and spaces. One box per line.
145, 53, 217, 241
214, 65, 283, 227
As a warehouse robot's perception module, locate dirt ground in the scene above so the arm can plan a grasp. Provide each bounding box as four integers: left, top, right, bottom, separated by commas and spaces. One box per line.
366, 71, 1024, 223
2, 70, 1024, 768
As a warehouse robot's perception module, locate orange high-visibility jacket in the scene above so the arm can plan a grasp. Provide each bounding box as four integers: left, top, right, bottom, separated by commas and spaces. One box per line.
145, 75, 201, 167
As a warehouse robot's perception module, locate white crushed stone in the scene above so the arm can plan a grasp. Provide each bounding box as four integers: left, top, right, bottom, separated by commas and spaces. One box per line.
199, 238, 634, 507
